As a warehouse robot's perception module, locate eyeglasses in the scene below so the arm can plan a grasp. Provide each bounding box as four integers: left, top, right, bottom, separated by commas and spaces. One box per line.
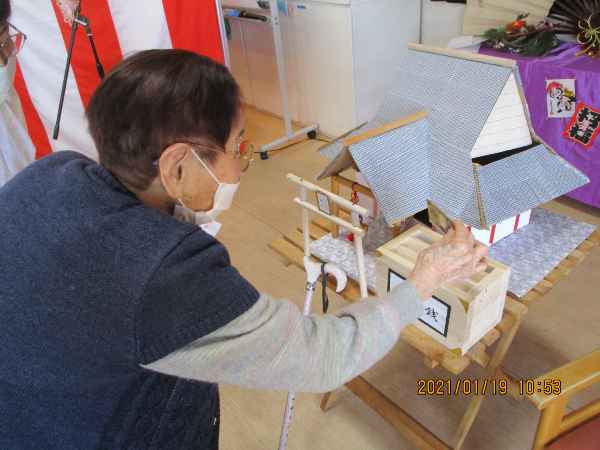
0, 23, 27, 65
182, 139, 255, 173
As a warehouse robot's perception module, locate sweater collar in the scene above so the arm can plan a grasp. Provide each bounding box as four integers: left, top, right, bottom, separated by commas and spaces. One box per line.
90, 162, 136, 196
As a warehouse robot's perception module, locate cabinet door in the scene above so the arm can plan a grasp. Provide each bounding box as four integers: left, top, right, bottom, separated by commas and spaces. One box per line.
290, 1, 355, 137
228, 18, 254, 106
240, 17, 300, 120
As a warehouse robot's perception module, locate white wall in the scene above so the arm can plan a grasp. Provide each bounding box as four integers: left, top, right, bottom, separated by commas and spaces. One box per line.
421, 0, 465, 47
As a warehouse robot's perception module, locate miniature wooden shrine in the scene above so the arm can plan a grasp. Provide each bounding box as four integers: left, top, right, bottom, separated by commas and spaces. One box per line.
375, 224, 511, 354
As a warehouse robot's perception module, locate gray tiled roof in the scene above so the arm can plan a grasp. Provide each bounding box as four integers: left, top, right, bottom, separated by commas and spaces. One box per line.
319, 94, 425, 161
349, 118, 431, 225
477, 145, 589, 226
391, 50, 511, 226
319, 47, 590, 228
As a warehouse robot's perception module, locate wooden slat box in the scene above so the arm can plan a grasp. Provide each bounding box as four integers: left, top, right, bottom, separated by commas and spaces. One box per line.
375, 225, 511, 355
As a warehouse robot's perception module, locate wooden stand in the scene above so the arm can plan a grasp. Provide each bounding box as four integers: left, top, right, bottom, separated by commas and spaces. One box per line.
268, 217, 600, 449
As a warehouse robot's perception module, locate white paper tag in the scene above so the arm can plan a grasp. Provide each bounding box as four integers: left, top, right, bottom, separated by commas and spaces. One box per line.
315, 192, 331, 215
388, 270, 451, 337
546, 79, 576, 118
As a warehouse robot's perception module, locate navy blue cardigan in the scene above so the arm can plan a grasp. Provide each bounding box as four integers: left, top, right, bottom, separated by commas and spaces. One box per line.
0, 151, 259, 449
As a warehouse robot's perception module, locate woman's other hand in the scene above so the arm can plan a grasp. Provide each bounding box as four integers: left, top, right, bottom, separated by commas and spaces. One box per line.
407, 221, 488, 300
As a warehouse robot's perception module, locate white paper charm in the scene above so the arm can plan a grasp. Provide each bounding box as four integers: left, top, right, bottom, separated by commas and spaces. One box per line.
546, 79, 576, 118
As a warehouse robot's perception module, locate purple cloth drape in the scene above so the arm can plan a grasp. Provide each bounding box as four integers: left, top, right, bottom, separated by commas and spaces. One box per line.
480, 44, 600, 208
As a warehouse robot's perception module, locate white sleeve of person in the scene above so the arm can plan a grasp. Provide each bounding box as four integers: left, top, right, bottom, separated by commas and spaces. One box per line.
142, 282, 423, 393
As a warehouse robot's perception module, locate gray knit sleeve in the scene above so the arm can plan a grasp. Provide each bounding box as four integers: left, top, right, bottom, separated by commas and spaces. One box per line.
142, 282, 424, 393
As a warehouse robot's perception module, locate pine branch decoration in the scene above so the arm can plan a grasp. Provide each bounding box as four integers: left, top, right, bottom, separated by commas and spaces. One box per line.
482, 14, 561, 56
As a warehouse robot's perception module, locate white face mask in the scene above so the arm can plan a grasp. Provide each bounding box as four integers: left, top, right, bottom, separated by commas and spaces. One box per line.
173, 202, 223, 237
0, 58, 16, 104
172, 150, 240, 237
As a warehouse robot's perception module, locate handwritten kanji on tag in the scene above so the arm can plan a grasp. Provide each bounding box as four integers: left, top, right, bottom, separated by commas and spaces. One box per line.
564, 103, 600, 148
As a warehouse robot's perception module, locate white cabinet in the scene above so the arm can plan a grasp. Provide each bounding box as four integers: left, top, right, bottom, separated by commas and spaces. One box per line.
421, 0, 465, 47
289, 1, 356, 135
226, 13, 302, 120
227, 18, 254, 106
225, 0, 421, 137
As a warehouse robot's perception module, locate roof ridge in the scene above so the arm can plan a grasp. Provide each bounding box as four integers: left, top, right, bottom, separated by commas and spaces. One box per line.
408, 43, 516, 69
341, 111, 428, 147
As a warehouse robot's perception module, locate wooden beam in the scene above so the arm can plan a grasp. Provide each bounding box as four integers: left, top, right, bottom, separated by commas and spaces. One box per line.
331, 176, 341, 238
408, 43, 517, 68
495, 367, 525, 400
288, 173, 369, 217
569, 249, 585, 262
401, 326, 471, 375
577, 240, 595, 252
453, 394, 487, 450
346, 376, 451, 450
488, 314, 523, 371
424, 357, 440, 369
544, 269, 564, 285
454, 310, 524, 449
467, 343, 491, 368
504, 297, 528, 318
341, 111, 428, 147
311, 217, 333, 234
521, 290, 542, 306
293, 198, 365, 236
333, 174, 374, 198
481, 329, 500, 347
533, 280, 553, 296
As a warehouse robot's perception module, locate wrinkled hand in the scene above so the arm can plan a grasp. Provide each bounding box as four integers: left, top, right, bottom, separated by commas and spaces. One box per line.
408, 221, 488, 300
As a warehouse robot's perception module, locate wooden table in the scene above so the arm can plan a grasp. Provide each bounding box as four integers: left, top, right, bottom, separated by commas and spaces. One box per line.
269, 218, 600, 450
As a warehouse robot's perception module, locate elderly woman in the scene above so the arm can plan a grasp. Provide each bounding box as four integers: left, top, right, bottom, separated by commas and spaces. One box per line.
0, 50, 487, 449
0, 0, 35, 187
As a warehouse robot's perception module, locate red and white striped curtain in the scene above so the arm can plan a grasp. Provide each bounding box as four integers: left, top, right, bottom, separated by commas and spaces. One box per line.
12, 1, 224, 161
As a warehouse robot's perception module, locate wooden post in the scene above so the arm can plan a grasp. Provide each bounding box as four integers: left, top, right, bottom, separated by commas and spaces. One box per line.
331, 176, 341, 238
333, 174, 374, 198
300, 186, 310, 257
352, 210, 368, 299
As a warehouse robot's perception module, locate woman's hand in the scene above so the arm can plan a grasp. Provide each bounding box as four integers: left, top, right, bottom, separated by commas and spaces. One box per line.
407, 221, 488, 300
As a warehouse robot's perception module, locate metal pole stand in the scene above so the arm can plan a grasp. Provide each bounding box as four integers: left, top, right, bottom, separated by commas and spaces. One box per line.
259, 0, 318, 160
53, 2, 105, 140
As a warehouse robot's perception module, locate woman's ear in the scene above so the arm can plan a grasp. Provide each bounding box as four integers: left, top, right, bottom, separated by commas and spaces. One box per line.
157, 144, 190, 200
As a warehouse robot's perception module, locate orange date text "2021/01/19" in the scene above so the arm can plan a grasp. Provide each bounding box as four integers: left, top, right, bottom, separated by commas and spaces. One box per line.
416, 378, 562, 397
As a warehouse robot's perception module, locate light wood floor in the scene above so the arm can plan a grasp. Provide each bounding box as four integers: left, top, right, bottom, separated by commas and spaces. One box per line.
215, 108, 600, 450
